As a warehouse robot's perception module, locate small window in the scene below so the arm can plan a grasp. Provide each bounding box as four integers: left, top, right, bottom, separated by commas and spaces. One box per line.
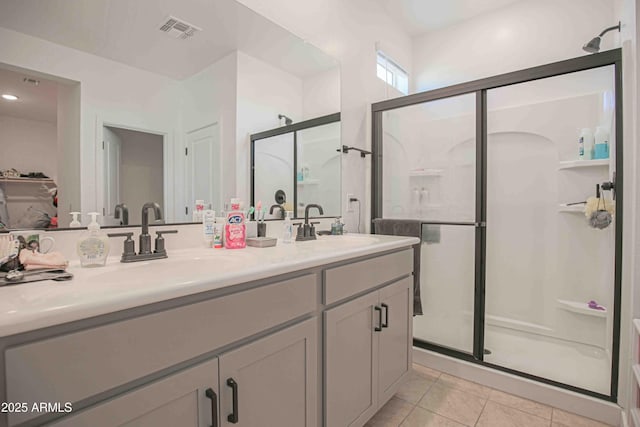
377, 51, 408, 95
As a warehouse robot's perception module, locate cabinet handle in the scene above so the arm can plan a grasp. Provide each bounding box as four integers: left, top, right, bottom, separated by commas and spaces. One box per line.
381, 303, 389, 328
374, 306, 383, 332
227, 378, 239, 423
205, 388, 218, 427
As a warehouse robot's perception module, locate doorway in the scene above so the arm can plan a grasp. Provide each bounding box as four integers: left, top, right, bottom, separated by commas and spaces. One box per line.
102, 126, 164, 225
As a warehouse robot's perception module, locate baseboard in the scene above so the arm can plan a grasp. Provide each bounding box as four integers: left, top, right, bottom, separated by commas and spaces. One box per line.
414, 347, 623, 426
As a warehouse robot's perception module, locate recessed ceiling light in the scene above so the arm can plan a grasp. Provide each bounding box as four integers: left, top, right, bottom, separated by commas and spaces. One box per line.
1, 94, 18, 101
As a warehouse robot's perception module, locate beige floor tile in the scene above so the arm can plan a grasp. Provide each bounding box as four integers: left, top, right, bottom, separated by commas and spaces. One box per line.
412, 363, 441, 381
417, 382, 486, 426
551, 409, 612, 427
365, 397, 414, 427
395, 372, 437, 404
400, 406, 466, 427
436, 373, 492, 399
489, 389, 552, 419
476, 401, 551, 427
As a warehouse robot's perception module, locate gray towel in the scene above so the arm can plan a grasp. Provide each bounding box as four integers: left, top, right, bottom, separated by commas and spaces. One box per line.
372, 218, 423, 316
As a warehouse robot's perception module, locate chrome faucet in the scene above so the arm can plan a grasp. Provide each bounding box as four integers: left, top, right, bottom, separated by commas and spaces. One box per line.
140, 202, 162, 254
114, 203, 129, 226
269, 204, 285, 219
296, 204, 324, 241
108, 202, 177, 263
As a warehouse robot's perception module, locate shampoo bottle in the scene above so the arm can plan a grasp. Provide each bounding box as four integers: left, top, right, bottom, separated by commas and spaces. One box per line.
594, 126, 610, 159
77, 212, 110, 267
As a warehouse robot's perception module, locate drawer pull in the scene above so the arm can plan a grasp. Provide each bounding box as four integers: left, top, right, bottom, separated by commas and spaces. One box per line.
381, 303, 389, 328
374, 306, 383, 332
227, 378, 239, 423
205, 388, 218, 427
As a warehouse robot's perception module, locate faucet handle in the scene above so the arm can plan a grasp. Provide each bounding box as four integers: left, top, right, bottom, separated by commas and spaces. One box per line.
293, 222, 304, 241
108, 232, 136, 259
155, 230, 178, 255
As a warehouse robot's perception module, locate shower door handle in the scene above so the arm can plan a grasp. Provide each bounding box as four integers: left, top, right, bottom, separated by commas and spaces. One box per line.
474, 222, 486, 228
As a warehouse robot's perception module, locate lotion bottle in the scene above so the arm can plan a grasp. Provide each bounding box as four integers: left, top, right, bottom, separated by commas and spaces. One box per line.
283, 211, 294, 243
77, 212, 110, 267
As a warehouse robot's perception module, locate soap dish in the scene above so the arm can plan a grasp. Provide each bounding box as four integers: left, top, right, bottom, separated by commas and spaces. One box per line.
246, 237, 277, 248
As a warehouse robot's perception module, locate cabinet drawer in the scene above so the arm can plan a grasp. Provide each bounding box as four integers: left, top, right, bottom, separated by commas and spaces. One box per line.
6, 274, 316, 426
323, 249, 413, 305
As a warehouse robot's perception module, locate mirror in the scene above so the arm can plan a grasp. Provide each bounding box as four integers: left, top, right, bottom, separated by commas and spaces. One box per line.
0, 0, 340, 230
251, 113, 341, 219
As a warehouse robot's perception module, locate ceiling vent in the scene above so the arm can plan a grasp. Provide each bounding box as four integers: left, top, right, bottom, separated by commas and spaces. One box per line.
159, 16, 202, 40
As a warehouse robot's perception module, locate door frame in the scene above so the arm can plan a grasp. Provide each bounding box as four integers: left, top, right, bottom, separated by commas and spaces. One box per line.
370, 48, 623, 402
95, 117, 174, 224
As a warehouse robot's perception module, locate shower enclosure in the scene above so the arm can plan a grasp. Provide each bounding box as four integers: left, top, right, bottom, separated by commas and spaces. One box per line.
371, 50, 622, 401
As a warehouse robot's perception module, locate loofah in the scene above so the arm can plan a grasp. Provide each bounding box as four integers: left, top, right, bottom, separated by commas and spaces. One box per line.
584, 196, 615, 219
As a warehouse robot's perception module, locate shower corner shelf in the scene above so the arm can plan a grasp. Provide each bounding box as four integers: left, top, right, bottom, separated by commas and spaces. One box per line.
409, 169, 443, 177
558, 204, 585, 214
558, 159, 609, 170
557, 299, 607, 318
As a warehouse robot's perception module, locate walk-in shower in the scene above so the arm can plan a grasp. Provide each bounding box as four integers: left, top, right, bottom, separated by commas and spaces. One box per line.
371, 49, 622, 401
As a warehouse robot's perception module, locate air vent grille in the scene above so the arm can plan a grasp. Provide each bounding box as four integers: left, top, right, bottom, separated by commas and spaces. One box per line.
159, 16, 201, 40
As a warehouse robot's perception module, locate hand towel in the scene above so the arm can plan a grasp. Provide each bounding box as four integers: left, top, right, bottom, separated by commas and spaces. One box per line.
19, 249, 69, 271
372, 218, 423, 316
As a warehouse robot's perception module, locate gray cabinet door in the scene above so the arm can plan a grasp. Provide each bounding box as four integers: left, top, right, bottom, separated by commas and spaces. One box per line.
219, 318, 318, 427
51, 358, 219, 427
325, 291, 380, 427
378, 277, 413, 404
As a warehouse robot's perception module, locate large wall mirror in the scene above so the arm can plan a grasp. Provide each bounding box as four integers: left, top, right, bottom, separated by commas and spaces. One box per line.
0, 0, 340, 230
251, 113, 341, 220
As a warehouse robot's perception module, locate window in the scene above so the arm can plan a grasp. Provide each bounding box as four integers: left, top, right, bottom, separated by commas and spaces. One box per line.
376, 51, 408, 95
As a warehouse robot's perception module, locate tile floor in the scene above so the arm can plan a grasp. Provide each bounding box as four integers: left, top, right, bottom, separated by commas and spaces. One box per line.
365, 364, 614, 427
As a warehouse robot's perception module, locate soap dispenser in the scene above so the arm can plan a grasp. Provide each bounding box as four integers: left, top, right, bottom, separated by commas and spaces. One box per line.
331, 217, 344, 235
69, 212, 82, 227
77, 212, 110, 267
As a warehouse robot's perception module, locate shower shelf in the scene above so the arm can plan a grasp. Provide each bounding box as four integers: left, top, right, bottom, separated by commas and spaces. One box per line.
409, 169, 443, 177
558, 159, 609, 170
297, 179, 319, 186
558, 204, 585, 214
557, 299, 607, 318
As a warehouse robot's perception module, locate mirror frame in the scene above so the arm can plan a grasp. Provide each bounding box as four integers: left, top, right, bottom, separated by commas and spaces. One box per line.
250, 112, 341, 220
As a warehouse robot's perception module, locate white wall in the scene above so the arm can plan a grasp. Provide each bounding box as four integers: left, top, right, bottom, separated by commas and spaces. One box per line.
412, 0, 616, 92
180, 52, 238, 209
236, 51, 303, 203
235, 0, 412, 232
302, 67, 340, 119
0, 115, 57, 180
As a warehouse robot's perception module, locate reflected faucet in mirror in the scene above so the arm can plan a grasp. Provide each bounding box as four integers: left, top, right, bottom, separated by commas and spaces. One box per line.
269, 204, 285, 219
114, 203, 129, 226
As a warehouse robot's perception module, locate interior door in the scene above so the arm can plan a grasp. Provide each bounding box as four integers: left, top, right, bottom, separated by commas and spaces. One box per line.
103, 126, 121, 224
218, 319, 317, 427
186, 123, 221, 215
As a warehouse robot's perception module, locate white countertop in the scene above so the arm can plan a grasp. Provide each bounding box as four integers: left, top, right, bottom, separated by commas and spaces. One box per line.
0, 234, 418, 337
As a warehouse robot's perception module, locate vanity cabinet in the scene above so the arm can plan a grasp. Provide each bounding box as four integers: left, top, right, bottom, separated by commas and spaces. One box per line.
325, 277, 413, 427
219, 318, 317, 427
50, 358, 219, 427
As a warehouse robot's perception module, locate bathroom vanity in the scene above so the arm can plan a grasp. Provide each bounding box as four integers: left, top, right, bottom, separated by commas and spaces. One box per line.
0, 234, 417, 427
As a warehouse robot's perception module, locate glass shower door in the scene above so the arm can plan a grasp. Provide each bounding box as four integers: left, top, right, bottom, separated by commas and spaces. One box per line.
484, 66, 617, 395
381, 93, 478, 354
